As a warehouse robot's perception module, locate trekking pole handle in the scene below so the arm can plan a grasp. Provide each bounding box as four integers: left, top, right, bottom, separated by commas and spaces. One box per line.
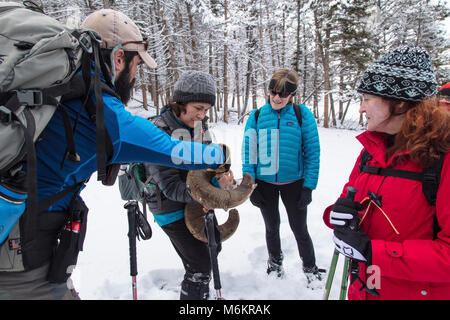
124, 201, 138, 277
346, 186, 358, 231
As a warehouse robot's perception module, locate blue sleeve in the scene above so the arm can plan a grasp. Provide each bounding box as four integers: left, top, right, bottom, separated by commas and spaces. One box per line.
241, 109, 258, 181
300, 105, 320, 190
103, 95, 223, 170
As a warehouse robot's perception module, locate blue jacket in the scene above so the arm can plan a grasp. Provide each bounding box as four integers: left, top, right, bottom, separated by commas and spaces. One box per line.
34, 92, 224, 212
241, 103, 320, 190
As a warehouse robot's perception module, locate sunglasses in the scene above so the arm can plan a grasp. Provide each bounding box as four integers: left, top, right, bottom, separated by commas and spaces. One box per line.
269, 89, 291, 98
268, 79, 297, 98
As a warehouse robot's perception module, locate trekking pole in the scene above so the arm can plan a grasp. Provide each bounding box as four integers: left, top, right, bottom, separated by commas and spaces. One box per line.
339, 256, 351, 300
124, 200, 152, 300
204, 209, 224, 300
323, 186, 358, 300
323, 249, 339, 300
125, 201, 138, 300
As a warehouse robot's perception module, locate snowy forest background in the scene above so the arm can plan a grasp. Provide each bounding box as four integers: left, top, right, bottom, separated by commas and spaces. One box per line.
6, 0, 450, 128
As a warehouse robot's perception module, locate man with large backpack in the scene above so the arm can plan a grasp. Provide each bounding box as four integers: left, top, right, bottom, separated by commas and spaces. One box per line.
0, 6, 228, 300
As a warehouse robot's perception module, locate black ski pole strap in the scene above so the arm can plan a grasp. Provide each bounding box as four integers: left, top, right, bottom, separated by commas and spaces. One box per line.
349, 260, 379, 297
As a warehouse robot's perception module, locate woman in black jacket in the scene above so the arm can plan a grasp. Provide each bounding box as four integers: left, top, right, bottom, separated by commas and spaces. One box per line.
144, 71, 233, 300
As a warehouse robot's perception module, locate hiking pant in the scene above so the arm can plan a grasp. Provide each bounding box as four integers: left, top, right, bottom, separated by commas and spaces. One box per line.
0, 263, 79, 300
250, 179, 316, 269
162, 218, 221, 300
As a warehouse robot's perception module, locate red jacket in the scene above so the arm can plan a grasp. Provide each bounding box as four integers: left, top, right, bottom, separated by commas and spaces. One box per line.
323, 131, 450, 300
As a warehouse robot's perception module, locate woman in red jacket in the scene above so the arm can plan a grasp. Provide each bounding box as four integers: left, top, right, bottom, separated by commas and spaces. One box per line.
323, 46, 450, 300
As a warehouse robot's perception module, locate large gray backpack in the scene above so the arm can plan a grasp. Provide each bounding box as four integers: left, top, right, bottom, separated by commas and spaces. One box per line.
0, 2, 116, 246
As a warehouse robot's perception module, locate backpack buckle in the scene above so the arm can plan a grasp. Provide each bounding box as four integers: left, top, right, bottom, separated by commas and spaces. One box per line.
423, 172, 438, 185
78, 33, 93, 54
79, 31, 102, 54
0, 105, 12, 123
13, 90, 43, 106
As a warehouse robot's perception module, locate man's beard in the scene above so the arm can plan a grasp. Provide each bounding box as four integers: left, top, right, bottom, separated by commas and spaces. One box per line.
114, 62, 135, 105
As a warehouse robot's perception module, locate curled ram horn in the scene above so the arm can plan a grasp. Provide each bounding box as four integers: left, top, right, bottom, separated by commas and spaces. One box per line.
185, 203, 239, 243
185, 171, 255, 242
186, 171, 255, 211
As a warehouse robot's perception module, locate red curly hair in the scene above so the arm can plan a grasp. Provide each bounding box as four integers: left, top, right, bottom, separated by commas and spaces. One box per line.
387, 97, 450, 168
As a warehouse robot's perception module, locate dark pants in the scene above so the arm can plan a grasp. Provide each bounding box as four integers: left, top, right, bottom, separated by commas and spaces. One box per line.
250, 179, 316, 268
162, 218, 221, 299
161, 218, 213, 275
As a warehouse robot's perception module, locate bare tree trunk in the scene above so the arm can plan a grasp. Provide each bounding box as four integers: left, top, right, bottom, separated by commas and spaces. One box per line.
186, 2, 199, 66
258, 0, 268, 97
314, 11, 331, 128
329, 93, 336, 126
223, 0, 229, 123
234, 33, 242, 118
302, 23, 308, 104
139, 68, 148, 110
175, 4, 189, 67
313, 41, 319, 119
208, 32, 214, 121
339, 73, 344, 120
148, 2, 160, 113
281, 10, 286, 66
252, 73, 257, 110
160, 7, 178, 81
102, 0, 112, 9
264, 0, 276, 68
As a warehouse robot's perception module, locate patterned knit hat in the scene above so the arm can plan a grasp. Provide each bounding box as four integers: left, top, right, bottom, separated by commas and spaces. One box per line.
357, 46, 438, 102
173, 71, 216, 106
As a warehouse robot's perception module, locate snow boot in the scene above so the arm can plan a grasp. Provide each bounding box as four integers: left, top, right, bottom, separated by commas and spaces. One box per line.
266, 254, 285, 278
303, 265, 326, 289
180, 272, 211, 300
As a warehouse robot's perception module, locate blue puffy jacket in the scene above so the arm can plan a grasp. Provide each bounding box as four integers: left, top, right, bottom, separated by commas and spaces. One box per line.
33, 92, 224, 212
241, 103, 320, 190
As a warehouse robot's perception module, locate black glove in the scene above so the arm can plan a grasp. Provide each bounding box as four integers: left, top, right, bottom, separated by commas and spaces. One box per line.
329, 197, 361, 228
331, 196, 372, 265
333, 227, 372, 265
297, 187, 312, 208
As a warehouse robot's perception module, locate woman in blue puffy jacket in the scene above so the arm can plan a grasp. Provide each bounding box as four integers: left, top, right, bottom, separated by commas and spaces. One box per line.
242, 68, 322, 284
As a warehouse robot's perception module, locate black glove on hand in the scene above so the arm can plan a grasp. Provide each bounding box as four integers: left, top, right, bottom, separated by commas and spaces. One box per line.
331, 196, 372, 265
333, 227, 372, 265
298, 187, 312, 209
329, 197, 361, 228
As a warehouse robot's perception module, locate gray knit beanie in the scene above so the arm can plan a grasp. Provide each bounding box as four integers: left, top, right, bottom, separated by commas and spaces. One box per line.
172, 71, 216, 106
357, 46, 438, 102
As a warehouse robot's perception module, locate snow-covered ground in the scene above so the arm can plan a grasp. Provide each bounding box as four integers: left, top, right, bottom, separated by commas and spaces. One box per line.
71, 109, 364, 300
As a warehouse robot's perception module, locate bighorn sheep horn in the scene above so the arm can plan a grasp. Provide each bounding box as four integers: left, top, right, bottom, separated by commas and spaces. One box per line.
186, 171, 255, 211
185, 171, 255, 242
185, 203, 239, 243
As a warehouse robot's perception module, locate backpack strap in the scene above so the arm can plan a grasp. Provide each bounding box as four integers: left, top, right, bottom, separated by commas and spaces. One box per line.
254, 108, 261, 123
359, 149, 443, 206
293, 104, 302, 127
422, 154, 445, 207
